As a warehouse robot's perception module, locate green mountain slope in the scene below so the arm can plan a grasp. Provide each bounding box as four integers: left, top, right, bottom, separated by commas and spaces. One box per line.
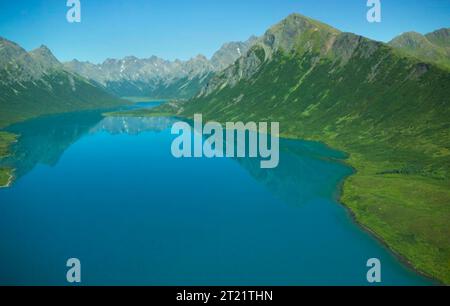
426, 28, 450, 48
144, 73, 213, 100
389, 28, 450, 69
141, 13, 450, 283
0, 70, 128, 128
0, 38, 127, 128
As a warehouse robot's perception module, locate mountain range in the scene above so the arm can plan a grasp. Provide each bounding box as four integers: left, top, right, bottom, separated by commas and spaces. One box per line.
1, 23, 448, 130
0, 34, 257, 128
63, 36, 257, 99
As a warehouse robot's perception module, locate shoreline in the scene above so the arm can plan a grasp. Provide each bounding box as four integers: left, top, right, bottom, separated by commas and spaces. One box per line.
1, 111, 445, 284
103, 111, 447, 284
296, 134, 443, 285
277, 131, 445, 285
343, 202, 441, 285
0, 171, 13, 189
334, 170, 441, 285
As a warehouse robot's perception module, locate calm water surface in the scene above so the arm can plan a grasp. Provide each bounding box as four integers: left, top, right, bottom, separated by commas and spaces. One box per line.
0, 104, 432, 285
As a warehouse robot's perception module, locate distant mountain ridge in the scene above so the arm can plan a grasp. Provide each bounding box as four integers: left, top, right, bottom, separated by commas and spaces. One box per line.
63, 36, 257, 99
389, 28, 450, 69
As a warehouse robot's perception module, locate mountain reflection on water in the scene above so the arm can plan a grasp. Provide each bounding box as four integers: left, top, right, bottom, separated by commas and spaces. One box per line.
0, 110, 431, 285
236, 139, 352, 206
0, 110, 177, 182
1, 109, 351, 207
91, 116, 178, 135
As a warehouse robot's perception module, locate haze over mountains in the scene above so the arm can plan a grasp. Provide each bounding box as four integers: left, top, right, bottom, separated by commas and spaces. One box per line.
0, 34, 257, 127
63, 36, 257, 99
389, 28, 450, 69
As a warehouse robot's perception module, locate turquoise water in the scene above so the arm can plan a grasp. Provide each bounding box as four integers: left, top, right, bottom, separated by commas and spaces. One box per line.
0, 105, 432, 285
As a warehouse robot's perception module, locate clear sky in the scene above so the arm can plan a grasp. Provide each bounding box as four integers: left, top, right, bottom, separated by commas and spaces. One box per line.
0, 0, 449, 63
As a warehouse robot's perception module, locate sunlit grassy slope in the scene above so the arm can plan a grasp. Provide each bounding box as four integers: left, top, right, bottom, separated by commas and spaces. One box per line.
389, 29, 450, 70
185, 45, 450, 283
0, 71, 127, 129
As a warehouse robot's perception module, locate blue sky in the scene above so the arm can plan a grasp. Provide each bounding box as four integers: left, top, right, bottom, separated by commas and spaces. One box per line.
0, 0, 449, 63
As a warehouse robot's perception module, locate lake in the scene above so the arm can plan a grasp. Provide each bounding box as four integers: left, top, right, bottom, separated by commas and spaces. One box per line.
0, 103, 432, 285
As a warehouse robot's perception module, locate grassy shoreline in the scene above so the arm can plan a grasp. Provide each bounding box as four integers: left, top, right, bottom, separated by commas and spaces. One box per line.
0, 131, 18, 187
0, 170, 13, 188
331, 160, 441, 284
340, 167, 449, 284
286, 131, 449, 285
334, 160, 443, 284
104, 109, 449, 284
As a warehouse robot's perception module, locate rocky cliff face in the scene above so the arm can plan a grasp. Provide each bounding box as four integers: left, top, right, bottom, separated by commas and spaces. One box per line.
198, 13, 345, 97
29, 45, 63, 71
0, 37, 44, 84
210, 36, 257, 70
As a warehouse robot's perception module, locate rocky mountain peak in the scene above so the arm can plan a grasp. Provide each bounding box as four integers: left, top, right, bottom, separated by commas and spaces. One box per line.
0, 38, 45, 82
389, 32, 430, 49
192, 54, 209, 62
0, 37, 29, 65
29, 45, 62, 70
389, 29, 450, 69
260, 13, 340, 54
210, 36, 257, 70
425, 28, 450, 48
